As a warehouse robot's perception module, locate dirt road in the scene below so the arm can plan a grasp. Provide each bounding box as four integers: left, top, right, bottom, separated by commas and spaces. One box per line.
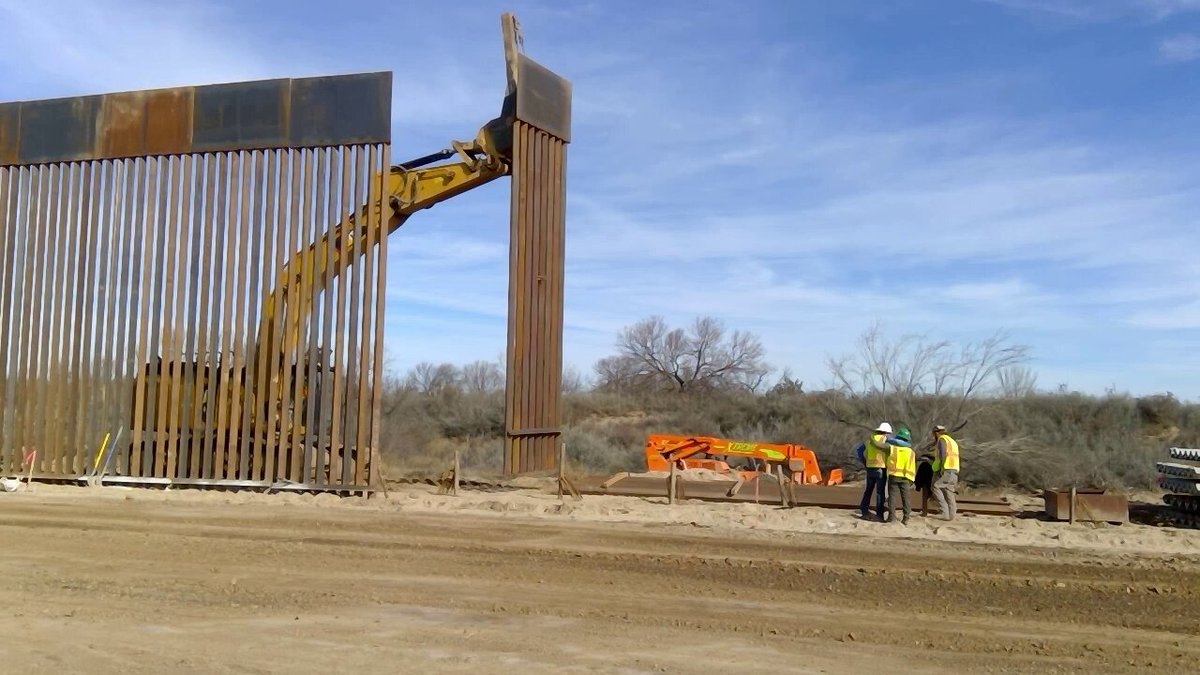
3, 489, 1199, 674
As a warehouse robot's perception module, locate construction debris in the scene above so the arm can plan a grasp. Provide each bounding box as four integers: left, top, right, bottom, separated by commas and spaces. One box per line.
577, 473, 1017, 516
1042, 489, 1128, 524
1158, 448, 1200, 529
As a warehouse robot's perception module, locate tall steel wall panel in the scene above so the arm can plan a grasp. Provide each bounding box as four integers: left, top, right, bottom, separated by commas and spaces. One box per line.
0, 74, 391, 490
503, 120, 567, 476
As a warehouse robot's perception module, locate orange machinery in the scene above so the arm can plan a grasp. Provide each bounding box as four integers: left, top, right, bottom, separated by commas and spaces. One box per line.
645, 434, 843, 486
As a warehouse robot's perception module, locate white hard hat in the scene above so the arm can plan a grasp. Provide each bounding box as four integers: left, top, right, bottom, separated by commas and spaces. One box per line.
875, 422, 893, 434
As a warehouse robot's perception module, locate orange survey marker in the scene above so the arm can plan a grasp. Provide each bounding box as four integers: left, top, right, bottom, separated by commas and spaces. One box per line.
645, 434, 843, 486
21, 447, 36, 489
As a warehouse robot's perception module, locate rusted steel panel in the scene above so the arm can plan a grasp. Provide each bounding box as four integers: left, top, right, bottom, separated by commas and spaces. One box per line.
98, 92, 146, 159
19, 97, 100, 165
168, 155, 196, 479
276, 150, 299, 481
144, 88, 193, 156
250, 150, 278, 481
228, 150, 254, 479
0, 73, 389, 166
235, 151, 261, 478
177, 155, 202, 478
290, 149, 315, 482
128, 158, 157, 477
340, 147, 365, 485
193, 79, 289, 154
0, 167, 12, 465
515, 55, 572, 143
12, 167, 36, 470
290, 73, 392, 148
504, 122, 567, 475
0, 103, 19, 166
368, 144, 391, 487
302, 148, 331, 480
504, 124, 526, 475
264, 149, 289, 482
44, 162, 71, 472
29, 164, 52, 471
1043, 489, 1128, 523
0, 140, 388, 490
116, 159, 144, 476
328, 149, 350, 485
353, 144, 379, 488
103, 161, 125, 473
59, 162, 84, 474
190, 155, 216, 478
75, 164, 100, 473
151, 157, 177, 478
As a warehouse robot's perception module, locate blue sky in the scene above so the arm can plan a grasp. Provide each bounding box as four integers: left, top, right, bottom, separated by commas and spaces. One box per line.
2, 0, 1200, 398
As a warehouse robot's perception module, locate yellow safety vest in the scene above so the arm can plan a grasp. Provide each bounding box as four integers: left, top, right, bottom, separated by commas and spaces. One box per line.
887, 445, 916, 481
934, 434, 960, 472
865, 433, 888, 469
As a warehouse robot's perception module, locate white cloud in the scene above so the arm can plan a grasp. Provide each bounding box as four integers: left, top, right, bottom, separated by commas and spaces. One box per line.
1159, 33, 1200, 61
979, 0, 1200, 21
0, 0, 283, 96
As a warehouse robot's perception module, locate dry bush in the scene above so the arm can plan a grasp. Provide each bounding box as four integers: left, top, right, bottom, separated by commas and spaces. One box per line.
374, 355, 1199, 489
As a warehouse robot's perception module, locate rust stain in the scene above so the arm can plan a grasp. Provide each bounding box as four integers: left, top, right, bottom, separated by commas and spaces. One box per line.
144, 88, 193, 156
98, 91, 146, 158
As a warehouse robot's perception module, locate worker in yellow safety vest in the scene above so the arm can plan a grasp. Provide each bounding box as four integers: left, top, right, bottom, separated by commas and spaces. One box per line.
931, 424, 960, 521
886, 427, 916, 525
858, 422, 894, 521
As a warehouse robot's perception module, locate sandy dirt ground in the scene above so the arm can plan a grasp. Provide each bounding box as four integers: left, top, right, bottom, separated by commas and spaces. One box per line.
2, 481, 1200, 674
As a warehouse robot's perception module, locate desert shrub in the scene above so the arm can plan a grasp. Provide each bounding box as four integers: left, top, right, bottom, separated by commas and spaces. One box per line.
376, 360, 1195, 490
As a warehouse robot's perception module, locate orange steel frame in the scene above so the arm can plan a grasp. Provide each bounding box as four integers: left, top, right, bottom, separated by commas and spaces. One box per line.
645, 434, 844, 485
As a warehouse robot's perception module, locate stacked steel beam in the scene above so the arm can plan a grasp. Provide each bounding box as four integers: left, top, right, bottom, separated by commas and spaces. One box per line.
1157, 447, 1200, 528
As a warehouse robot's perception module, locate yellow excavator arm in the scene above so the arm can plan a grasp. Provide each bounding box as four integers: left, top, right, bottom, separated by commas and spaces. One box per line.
255, 126, 512, 376
241, 14, 534, 441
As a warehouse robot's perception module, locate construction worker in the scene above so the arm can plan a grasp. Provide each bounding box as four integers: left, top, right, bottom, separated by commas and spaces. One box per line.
858, 422, 892, 521
886, 427, 917, 524
931, 424, 960, 521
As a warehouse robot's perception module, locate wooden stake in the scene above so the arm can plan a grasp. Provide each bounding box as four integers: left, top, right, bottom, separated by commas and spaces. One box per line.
668, 461, 677, 505
1069, 486, 1076, 525
557, 442, 565, 500
368, 449, 390, 499
452, 448, 460, 496
24, 448, 35, 490
776, 465, 790, 508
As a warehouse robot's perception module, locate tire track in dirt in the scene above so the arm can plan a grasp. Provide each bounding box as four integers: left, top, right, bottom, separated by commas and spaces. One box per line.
2, 496, 1199, 673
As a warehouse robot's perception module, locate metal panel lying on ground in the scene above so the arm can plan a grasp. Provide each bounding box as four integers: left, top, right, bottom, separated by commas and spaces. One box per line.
576, 475, 1018, 516
0, 74, 391, 490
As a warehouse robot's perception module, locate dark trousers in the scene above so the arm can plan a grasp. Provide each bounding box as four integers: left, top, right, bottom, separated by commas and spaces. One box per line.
860, 468, 886, 519
889, 477, 913, 523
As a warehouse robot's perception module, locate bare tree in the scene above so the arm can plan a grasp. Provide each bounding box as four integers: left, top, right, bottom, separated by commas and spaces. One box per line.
561, 364, 587, 394
597, 315, 771, 393
405, 361, 460, 396
593, 354, 642, 392
826, 323, 1032, 439
997, 365, 1038, 398
460, 360, 504, 393
769, 368, 804, 396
